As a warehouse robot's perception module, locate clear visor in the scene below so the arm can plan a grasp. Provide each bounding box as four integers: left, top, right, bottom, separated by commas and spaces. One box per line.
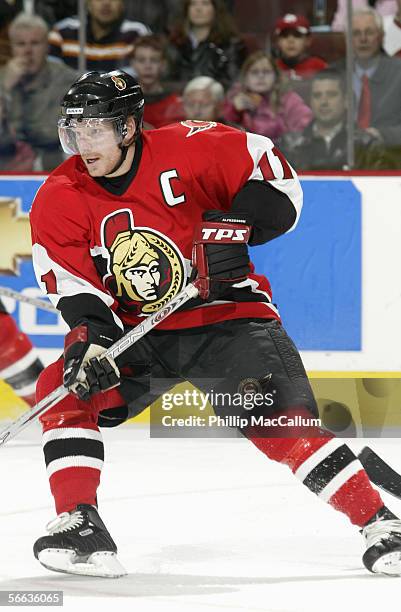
58, 117, 125, 155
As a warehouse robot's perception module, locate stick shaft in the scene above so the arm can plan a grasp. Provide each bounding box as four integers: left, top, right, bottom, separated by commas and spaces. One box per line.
0, 282, 199, 448
0, 286, 56, 312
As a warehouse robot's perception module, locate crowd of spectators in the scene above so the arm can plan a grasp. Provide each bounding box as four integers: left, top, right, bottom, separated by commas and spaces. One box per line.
0, 0, 400, 171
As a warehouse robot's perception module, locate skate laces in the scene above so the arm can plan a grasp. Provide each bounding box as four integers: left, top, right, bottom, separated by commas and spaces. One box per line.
363, 519, 401, 548
46, 510, 85, 535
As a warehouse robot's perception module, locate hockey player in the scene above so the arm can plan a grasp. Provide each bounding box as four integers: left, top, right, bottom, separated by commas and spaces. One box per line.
30, 69, 401, 578
0, 298, 43, 407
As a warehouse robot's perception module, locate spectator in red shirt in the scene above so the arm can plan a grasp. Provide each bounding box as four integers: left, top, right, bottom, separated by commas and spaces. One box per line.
274, 14, 328, 80
129, 35, 184, 129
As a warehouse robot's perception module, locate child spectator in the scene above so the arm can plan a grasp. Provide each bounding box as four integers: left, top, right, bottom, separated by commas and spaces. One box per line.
223, 51, 312, 141
274, 14, 328, 80
168, 0, 246, 87
130, 35, 184, 128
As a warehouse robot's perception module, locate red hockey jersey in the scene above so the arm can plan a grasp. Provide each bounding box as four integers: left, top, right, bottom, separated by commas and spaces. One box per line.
30, 121, 302, 331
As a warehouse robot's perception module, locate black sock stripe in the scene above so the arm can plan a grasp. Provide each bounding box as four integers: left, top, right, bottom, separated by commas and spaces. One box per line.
4, 359, 44, 390
44, 438, 104, 466
303, 445, 357, 495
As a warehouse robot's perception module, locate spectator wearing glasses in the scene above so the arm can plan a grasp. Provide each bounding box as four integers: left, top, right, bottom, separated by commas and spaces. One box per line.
223, 51, 312, 141
274, 14, 328, 80
333, 7, 401, 156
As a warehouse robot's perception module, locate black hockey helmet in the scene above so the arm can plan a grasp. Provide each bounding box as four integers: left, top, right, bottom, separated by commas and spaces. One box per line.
61, 69, 144, 125
58, 70, 144, 172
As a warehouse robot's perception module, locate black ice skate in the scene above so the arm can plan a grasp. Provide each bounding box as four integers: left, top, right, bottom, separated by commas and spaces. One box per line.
33, 504, 127, 578
362, 519, 401, 576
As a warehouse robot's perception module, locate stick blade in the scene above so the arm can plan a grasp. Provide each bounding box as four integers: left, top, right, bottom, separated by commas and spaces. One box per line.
359, 446, 401, 499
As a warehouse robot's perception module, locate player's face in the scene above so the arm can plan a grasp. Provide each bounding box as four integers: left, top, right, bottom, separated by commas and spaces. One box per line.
352, 14, 382, 61
183, 88, 220, 121
131, 47, 164, 87
245, 58, 275, 94
10, 27, 48, 74
125, 262, 161, 300
311, 80, 346, 126
72, 121, 119, 176
188, 0, 215, 28
87, 0, 124, 25
277, 31, 309, 60
59, 115, 136, 176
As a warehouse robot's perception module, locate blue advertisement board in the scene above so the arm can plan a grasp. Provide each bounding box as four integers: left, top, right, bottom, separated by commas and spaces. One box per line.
0, 177, 361, 351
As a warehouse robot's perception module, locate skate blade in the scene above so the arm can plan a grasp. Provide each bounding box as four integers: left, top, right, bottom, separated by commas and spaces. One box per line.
372, 551, 401, 576
38, 549, 127, 578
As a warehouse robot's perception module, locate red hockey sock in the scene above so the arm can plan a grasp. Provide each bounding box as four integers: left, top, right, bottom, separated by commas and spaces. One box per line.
37, 359, 126, 514
244, 406, 385, 527
0, 312, 43, 407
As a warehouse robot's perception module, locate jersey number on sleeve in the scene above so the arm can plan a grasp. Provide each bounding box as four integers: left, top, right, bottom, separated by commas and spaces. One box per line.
41, 270, 58, 295
257, 146, 293, 181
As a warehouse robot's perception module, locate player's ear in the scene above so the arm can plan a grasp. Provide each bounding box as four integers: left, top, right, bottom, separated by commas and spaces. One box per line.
123, 116, 136, 145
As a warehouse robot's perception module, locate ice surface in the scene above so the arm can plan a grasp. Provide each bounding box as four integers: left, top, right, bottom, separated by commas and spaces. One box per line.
0, 426, 400, 612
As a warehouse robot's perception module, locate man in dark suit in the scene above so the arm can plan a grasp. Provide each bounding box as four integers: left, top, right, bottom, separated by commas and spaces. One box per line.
349, 7, 401, 151
279, 69, 388, 170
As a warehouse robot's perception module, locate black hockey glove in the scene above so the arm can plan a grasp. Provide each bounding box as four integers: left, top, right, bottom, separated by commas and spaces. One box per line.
63, 322, 120, 401
192, 210, 252, 301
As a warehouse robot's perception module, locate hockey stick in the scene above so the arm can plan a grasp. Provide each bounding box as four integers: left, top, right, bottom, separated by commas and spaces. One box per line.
0, 286, 56, 312
0, 282, 199, 448
358, 446, 401, 499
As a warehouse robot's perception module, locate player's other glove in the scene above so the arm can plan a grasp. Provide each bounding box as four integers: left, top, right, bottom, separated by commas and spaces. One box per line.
63, 322, 120, 401
192, 210, 252, 301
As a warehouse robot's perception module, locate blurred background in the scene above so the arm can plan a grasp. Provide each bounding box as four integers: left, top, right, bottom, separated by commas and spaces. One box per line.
1, 0, 401, 437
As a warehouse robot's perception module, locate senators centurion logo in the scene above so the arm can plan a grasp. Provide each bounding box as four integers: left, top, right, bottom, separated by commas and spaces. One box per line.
181, 119, 217, 137
100, 209, 186, 316
111, 75, 126, 91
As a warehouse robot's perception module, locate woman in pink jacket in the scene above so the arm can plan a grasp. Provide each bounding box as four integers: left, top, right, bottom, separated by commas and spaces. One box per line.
223, 51, 312, 141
